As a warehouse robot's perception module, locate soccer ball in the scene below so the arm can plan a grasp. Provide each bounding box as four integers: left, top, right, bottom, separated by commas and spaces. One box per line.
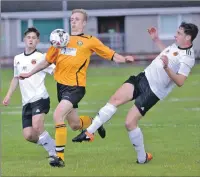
50, 29, 70, 48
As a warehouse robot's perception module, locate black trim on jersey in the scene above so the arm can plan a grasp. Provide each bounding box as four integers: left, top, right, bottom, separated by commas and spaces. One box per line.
186, 49, 192, 56
80, 34, 92, 39
178, 45, 193, 50
71, 33, 92, 39
111, 52, 115, 61
24, 49, 37, 56
76, 59, 87, 86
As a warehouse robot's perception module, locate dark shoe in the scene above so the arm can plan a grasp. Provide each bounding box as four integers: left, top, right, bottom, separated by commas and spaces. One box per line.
48, 156, 65, 167
97, 125, 106, 138
72, 130, 94, 143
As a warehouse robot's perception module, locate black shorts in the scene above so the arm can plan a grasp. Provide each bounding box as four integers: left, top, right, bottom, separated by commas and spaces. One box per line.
57, 83, 86, 108
22, 97, 50, 129
124, 72, 159, 116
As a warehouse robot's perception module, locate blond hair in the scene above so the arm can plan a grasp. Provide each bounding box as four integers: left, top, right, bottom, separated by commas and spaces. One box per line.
72, 9, 88, 21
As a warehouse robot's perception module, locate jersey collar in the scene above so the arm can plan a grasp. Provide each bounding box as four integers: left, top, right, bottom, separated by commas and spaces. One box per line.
178, 45, 193, 50
24, 49, 37, 56
71, 33, 84, 36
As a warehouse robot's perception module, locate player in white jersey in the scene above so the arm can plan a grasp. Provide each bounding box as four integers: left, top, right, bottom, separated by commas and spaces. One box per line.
72, 22, 199, 163
2, 27, 56, 157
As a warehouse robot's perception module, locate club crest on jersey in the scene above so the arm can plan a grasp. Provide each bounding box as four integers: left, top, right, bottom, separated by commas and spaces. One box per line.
173, 52, 178, 56
77, 41, 83, 46
31, 59, 37, 65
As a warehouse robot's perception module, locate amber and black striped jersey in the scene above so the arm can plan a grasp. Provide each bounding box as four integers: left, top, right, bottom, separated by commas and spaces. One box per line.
46, 34, 115, 86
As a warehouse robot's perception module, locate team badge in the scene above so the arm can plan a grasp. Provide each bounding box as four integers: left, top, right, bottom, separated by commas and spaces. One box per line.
31, 59, 37, 64
77, 41, 83, 46
173, 52, 178, 56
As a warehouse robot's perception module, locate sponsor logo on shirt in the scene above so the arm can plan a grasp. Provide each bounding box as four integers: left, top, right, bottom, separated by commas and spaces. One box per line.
22, 66, 27, 71
60, 47, 77, 56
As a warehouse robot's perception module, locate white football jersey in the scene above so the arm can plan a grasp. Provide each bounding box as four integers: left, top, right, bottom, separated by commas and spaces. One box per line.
14, 50, 55, 105
145, 43, 195, 100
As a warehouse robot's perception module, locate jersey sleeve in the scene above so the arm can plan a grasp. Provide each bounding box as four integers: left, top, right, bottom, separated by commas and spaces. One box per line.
13, 56, 19, 77
45, 46, 60, 64
90, 36, 115, 60
178, 55, 195, 77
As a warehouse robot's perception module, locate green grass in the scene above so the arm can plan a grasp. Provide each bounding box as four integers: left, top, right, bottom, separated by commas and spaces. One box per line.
1, 64, 200, 176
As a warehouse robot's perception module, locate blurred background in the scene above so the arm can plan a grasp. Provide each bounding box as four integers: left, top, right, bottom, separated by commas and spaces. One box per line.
1, 0, 200, 66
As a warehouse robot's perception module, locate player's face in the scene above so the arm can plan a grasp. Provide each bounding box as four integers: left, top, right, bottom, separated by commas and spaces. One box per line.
70, 13, 86, 32
24, 32, 39, 49
174, 27, 190, 46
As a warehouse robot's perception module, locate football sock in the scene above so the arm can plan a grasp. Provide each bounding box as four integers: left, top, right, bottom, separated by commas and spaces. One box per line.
128, 127, 146, 163
55, 123, 67, 161
37, 130, 56, 156
87, 103, 117, 134
79, 116, 92, 129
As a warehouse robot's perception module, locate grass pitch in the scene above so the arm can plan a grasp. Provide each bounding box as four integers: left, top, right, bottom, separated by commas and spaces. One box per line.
1, 64, 200, 176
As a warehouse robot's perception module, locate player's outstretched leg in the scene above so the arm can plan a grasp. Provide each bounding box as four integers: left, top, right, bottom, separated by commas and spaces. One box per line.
79, 116, 106, 138
72, 103, 117, 142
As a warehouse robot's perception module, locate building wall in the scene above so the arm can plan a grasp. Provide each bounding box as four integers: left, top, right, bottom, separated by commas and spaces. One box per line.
125, 15, 160, 53
84, 17, 98, 36
1, 12, 200, 57
125, 14, 200, 54
192, 13, 200, 51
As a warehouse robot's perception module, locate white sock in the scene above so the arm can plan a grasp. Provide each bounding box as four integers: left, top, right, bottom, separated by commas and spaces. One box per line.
87, 103, 117, 134
37, 131, 56, 156
128, 127, 146, 163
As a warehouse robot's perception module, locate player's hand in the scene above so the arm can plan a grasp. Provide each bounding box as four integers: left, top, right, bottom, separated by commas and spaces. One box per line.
125, 56, 134, 63
148, 27, 159, 41
19, 73, 31, 80
161, 55, 169, 69
2, 95, 10, 106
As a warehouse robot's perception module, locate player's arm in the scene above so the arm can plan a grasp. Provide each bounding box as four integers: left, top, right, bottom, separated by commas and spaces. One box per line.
19, 46, 59, 79
161, 55, 191, 87
91, 37, 134, 63
148, 27, 166, 51
2, 77, 19, 106
19, 60, 50, 79
112, 53, 134, 63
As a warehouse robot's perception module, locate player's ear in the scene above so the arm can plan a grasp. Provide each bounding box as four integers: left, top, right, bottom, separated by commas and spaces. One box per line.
186, 35, 191, 41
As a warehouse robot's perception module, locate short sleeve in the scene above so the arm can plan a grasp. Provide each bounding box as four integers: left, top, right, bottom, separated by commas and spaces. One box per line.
13, 56, 19, 77
46, 46, 60, 64
90, 36, 115, 60
178, 55, 195, 77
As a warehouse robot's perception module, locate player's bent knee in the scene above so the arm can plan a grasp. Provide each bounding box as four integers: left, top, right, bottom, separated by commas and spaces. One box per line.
70, 124, 80, 131
125, 118, 138, 131
23, 131, 34, 142
109, 95, 121, 107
